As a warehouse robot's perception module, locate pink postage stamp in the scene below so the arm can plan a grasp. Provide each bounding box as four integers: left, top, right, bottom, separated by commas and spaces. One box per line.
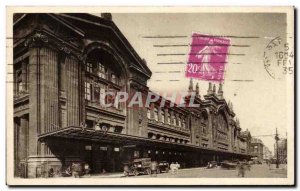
186, 33, 231, 82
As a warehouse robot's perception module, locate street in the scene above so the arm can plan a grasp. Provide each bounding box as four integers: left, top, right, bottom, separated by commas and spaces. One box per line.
149, 164, 286, 178
121, 163, 287, 178
60, 163, 287, 179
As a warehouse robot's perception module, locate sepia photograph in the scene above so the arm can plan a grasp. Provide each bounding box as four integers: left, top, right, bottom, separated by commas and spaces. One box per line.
6, 6, 295, 186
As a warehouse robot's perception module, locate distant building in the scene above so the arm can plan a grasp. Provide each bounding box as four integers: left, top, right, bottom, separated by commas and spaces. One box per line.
263, 146, 272, 160
240, 130, 252, 154
250, 138, 264, 161
274, 138, 287, 163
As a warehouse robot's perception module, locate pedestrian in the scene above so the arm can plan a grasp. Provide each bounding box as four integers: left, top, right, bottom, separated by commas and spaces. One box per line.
84, 163, 90, 176
72, 162, 81, 178
238, 162, 246, 177
170, 162, 175, 174
48, 168, 54, 177
237, 161, 242, 177
267, 160, 271, 170
175, 162, 180, 174
65, 166, 71, 176
150, 161, 158, 177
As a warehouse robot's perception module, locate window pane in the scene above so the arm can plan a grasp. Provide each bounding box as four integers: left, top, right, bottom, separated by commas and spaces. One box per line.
85, 82, 91, 100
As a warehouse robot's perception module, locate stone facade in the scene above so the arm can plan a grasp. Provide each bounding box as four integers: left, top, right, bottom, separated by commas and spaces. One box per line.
13, 13, 252, 178
250, 138, 264, 162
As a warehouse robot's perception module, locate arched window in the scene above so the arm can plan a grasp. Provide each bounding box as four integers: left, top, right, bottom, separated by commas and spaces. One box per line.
154, 108, 158, 121
85, 49, 123, 111
201, 111, 209, 136
147, 108, 151, 119
161, 109, 165, 123
173, 112, 177, 125
216, 112, 228, 140
182, 119, 186, 128
167, 112, 171, 125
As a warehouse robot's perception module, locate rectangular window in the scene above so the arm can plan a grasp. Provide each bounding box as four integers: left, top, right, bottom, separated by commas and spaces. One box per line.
111, 73, 119, 85
16, 69, 23, 93
86, 62, 93, 73
85, 82, 91, 101
97, 62, 107, 79
94, 85, 100, 103
100, 87, 106, 105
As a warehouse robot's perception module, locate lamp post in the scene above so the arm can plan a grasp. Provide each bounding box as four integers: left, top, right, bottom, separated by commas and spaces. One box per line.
275, 128, 280, 169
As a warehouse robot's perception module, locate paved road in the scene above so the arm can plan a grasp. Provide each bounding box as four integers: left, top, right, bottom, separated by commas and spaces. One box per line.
125, 164, 287, 178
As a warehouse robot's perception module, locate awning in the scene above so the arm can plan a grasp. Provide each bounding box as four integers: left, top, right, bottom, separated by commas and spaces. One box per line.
38, 126, 251, 157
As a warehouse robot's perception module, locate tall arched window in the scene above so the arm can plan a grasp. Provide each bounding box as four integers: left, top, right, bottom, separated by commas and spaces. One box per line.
85, 49, 123, 111
200, 111, 209, 136
216, 112, 228, 140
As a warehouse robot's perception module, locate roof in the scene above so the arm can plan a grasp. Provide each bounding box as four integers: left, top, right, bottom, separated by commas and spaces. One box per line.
14, 13, 152, 78
58, 13, 152, 78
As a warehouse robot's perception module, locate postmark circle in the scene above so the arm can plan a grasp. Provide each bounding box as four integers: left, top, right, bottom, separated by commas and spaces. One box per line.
263, 36, 294, 80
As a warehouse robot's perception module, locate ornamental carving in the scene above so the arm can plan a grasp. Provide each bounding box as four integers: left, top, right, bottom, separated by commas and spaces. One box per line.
24, 32, 48, 47
24, 31, 83, 61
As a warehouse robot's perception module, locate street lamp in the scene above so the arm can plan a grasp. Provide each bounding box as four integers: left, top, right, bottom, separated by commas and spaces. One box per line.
275, 128, 280, 169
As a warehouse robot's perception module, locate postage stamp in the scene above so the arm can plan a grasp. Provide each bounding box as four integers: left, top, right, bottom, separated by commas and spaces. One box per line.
6, 7, 294, 186
186, 33, 230, 82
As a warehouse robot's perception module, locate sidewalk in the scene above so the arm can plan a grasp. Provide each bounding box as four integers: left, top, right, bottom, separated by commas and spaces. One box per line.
82, 172, 124, 178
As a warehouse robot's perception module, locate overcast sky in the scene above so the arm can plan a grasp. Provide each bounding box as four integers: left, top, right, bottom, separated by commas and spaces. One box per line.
111, 13, 291, 151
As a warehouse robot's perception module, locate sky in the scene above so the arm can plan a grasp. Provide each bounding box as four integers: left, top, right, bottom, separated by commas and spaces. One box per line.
111, 12, 292, 152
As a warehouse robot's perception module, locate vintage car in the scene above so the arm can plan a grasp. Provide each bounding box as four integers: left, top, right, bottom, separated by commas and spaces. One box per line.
157, 161, 170, 173
220, 160, 238, 169
123, 158, 152, 176
207, 161, 218, 169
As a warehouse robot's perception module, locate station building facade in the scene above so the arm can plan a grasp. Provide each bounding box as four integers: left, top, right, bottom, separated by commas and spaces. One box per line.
13, 13, 252, 178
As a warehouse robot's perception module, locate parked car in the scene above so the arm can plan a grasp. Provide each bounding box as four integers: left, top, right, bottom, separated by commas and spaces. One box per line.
123, 158, 152, 176
248, 160, 255, 165
157, 161, 170, 173
220, 160, 238, 169
207, 161, 218, 169
256, 160, 262, 164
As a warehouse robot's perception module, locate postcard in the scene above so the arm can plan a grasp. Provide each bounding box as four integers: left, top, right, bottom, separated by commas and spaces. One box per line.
6, 6, 294, 186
